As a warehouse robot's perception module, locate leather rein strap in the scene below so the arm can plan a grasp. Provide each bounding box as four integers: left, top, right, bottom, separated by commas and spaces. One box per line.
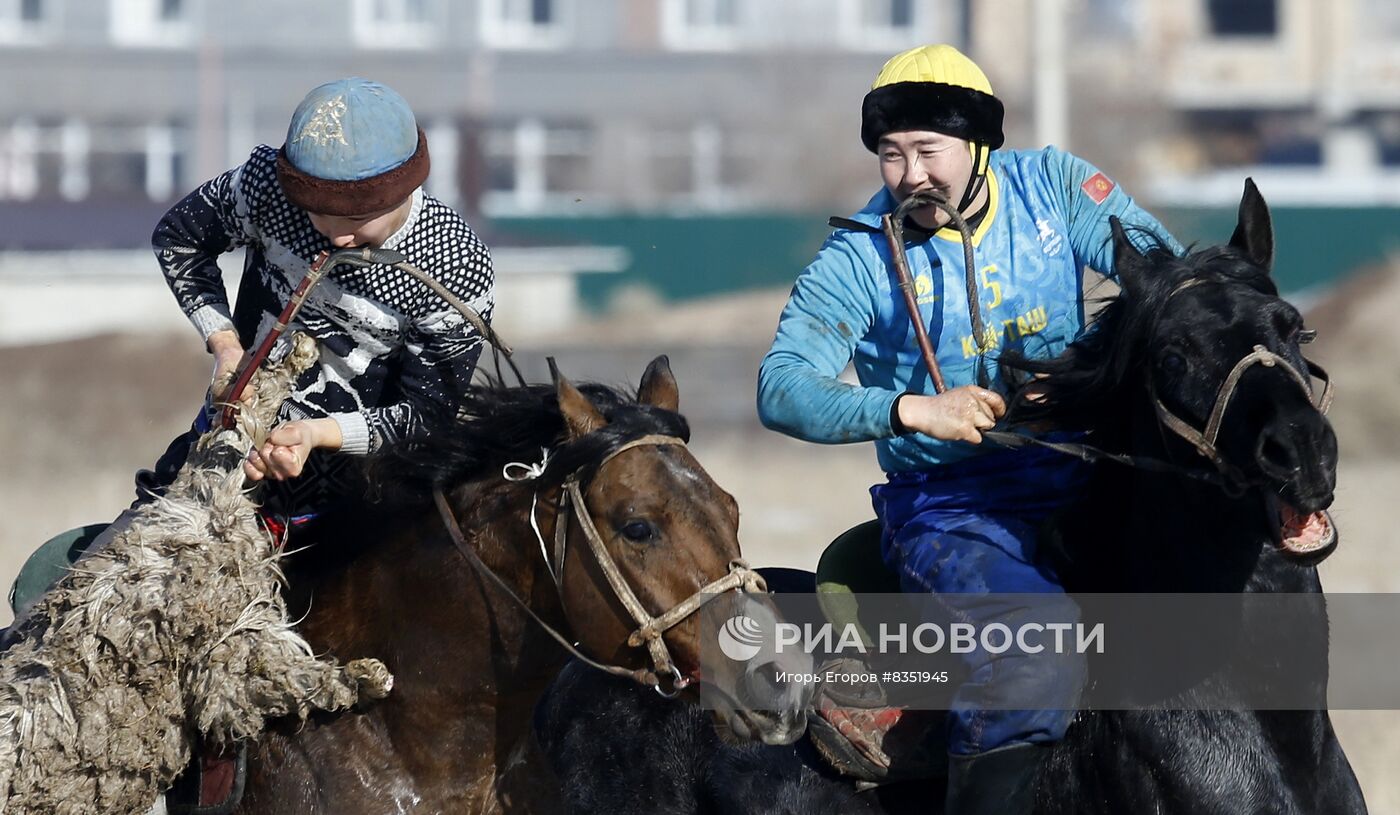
433, 433, 768, 697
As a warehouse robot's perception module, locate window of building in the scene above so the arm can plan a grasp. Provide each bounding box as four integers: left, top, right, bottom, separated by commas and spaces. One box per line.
1374, 114, 1400, 167
1, 118, 41, 200
0, 0, 53, 44
480, 0, 568, 49
85, 122, 184, 201
838, 0, 923, 51
1205, 0, 1277, 37
646, 122, 757, 210
1080, 0, 1140, 39
649, 129, 694, 199
481, 119, 591, 213
110, 0, 194, 47
661, 0, 742, 50
1359, 0, 1400, 39
352, 0, 436, 48
0, 119, 184, 202
424, 120, 461, 210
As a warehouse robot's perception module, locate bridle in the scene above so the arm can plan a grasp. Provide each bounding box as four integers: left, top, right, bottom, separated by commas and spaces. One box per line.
1146, 278, 1333, 490
432, 433, 768, 698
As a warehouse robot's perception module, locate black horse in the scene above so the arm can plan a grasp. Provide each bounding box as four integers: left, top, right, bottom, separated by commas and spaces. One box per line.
532, 182, 1367, 814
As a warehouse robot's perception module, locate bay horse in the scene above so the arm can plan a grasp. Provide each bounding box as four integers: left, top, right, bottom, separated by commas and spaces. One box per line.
532, 181, 1368, 814
231, 356, 810, 814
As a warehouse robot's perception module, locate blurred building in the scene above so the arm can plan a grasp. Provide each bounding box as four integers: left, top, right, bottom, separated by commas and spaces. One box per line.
0, 0, 1396, 318
0, 0, 966, 243
1139, 0, 1400, 204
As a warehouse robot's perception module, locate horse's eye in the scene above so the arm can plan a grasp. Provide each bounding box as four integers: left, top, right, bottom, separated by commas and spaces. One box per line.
1158, 351, 1188, 377
620, 520, 656, 543
1275, 310, 1305, 344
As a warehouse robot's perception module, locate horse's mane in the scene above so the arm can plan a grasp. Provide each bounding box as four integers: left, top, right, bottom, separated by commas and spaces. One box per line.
363, 381, 691, 505
1003, 231, 1278, 432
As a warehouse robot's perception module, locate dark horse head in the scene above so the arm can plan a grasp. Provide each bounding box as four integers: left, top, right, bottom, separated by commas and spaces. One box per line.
1007, 180, 1338, 575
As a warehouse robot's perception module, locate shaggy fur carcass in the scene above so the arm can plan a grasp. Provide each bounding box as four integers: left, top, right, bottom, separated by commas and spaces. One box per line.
0, 335, 392, 814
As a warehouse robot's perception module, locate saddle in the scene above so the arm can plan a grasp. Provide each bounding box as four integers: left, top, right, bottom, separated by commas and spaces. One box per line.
806, 520, 947, 784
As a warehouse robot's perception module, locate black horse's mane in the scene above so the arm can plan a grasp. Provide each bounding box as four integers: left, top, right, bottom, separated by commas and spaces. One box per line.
1003, 234, 1278, 432
363, 380, 691, 505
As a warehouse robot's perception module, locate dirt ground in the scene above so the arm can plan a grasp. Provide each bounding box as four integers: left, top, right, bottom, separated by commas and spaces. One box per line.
2, 276, 1398, 809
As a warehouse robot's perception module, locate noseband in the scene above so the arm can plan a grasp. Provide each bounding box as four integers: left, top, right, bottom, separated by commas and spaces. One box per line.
433, 433, 767, 698
1150, 278, 1333, 489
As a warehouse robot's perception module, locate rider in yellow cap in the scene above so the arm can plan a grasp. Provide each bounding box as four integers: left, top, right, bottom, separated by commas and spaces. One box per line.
759, 45, 1182, 812
861, 44, 1002, 215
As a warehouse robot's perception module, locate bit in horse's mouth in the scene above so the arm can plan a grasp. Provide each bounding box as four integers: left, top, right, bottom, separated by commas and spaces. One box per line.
1273, 501, 1336, 560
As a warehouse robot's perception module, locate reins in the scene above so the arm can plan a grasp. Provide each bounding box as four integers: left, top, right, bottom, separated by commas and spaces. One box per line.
219, 246, 523, 430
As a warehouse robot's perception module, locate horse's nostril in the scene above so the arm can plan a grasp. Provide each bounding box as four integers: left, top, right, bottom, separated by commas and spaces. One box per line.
738, 661, 793, 711
1256, 431, 1297, 476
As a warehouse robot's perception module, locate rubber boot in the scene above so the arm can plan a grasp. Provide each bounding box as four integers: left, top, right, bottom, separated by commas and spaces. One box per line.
944, 743, 1041, 814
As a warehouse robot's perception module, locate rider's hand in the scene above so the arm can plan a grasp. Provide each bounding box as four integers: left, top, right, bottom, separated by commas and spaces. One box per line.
895, 386, 1007, 444
208, 329, 256, 408
244, 418, 343, 482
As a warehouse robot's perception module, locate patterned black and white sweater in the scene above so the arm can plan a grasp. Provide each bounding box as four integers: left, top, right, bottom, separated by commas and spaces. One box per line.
153, 145, 494, 464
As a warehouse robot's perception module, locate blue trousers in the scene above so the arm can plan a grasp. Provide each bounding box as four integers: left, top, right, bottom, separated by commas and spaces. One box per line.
871, 441, 1090, 756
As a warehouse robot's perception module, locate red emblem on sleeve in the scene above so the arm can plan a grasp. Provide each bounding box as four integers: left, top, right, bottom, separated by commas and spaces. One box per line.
1081, 172, 1115, 205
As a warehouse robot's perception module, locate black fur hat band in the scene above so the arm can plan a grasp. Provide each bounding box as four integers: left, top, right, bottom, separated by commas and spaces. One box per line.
861, 81, 1005, 153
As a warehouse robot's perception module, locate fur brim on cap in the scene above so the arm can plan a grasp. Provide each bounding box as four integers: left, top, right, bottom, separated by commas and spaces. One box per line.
276, 127, 431, 216
861, 82, 1005, 152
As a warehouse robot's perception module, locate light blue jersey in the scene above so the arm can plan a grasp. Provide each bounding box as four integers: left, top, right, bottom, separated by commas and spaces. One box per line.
757, 146, 1181, 473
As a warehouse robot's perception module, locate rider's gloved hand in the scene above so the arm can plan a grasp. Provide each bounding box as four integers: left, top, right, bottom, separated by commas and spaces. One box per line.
894, 385, 1006, 444
244, 419, 343, 481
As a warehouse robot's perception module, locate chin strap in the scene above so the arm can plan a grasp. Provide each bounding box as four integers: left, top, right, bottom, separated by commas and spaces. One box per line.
958, 142, 989, 212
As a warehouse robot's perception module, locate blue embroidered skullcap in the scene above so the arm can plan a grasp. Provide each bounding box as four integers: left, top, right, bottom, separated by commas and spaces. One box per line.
276, 78, 431, 215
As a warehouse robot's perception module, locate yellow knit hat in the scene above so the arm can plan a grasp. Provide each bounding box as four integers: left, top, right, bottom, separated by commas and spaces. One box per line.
861, 44, 1004, 153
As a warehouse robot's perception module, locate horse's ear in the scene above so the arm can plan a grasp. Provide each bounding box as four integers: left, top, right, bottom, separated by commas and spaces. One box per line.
549, 357, 606, 439
638, 355, 679, 413
1229, 177, 1274, 271
1110, 216, 1148, 298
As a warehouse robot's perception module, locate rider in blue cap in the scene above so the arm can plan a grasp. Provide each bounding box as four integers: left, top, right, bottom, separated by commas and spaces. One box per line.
163, 76, 492, 503
9, 74, 496, 815
13, 77, 494, 616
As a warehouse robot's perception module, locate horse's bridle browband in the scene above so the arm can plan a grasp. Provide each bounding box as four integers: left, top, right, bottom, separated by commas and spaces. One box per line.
432, 433, 768, 698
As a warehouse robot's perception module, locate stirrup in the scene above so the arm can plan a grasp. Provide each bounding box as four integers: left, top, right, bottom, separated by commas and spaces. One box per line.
806, 659, 946, 783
